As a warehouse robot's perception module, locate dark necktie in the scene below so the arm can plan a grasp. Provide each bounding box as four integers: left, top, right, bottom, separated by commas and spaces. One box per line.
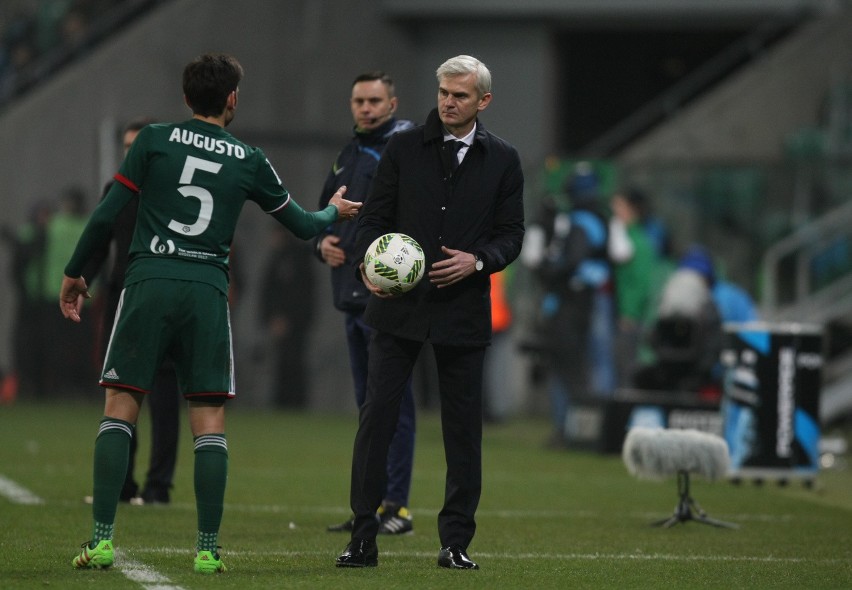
445, 140, 465, 171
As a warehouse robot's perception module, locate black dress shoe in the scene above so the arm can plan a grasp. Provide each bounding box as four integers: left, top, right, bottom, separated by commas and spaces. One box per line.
336, 538, 378, 567
437, 545, 479, 569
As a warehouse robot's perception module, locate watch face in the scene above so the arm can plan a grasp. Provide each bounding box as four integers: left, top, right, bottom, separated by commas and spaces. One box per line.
475, 259, 484, 271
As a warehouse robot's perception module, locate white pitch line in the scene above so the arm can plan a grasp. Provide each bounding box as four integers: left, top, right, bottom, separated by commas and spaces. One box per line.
116, 550, 186, 590
0, 474, 44, 505
132, 546, 848, 565
51, 498, 796, 524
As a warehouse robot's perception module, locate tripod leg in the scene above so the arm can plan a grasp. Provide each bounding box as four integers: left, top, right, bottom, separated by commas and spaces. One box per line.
693, 512, 740, 529
650, 472, 693, 527
649, 471, 739, 529
684, 472, 739, 528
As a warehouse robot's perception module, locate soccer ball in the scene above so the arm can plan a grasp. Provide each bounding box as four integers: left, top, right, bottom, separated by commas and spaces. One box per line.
364, 233, 426, 295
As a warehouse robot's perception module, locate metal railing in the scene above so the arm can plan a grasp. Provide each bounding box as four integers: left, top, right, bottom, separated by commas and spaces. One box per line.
760, 198, 852, 323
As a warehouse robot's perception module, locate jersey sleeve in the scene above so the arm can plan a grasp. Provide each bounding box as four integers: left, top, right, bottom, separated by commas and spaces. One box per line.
270, 197, 338, 240
251, 152, 291, 212
64, 131, 151, 278
251, 149, 339, 239
64, 180, 136, 277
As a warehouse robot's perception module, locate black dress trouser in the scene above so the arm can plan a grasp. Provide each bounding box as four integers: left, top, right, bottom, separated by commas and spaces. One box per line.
350, 330, 485, 549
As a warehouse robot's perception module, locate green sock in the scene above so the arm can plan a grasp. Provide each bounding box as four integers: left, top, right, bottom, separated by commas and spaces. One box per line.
92, 522, 114, 546
194, 434, 228, 552
91, 418, 134, 542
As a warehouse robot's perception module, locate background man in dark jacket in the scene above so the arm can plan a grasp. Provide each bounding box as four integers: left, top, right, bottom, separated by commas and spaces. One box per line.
82, 117, 180, 505
336, 55, 525, 571
314, 71, 417, 535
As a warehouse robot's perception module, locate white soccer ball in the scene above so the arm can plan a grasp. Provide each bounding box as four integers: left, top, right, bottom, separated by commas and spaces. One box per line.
364, 233, 426, 295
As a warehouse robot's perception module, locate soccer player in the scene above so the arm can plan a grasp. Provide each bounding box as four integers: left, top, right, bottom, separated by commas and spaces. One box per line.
60, 53, 361, 574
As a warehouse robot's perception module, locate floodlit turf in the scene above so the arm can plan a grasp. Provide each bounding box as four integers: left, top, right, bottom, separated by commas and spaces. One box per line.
1, 400, 851, 589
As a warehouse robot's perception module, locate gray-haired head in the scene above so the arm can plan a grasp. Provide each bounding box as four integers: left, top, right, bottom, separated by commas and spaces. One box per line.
436, 55, 491, 97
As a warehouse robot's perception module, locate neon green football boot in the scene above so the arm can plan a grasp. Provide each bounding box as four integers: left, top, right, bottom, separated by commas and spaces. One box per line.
72, 539, 114, 569
194, 549, 227, 574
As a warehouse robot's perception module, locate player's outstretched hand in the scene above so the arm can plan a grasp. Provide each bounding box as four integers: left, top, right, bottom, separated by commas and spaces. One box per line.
59, 275, 91, 323
329, 186, 362, 221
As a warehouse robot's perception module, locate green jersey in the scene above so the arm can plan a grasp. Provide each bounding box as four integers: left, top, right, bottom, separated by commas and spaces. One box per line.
66, 118, 338, 294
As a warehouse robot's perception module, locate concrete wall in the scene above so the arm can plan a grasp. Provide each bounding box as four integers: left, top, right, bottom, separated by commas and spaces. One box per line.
620, 9, 852, 161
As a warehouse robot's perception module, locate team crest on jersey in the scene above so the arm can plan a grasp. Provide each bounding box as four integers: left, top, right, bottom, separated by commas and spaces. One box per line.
150, 236, 176, 254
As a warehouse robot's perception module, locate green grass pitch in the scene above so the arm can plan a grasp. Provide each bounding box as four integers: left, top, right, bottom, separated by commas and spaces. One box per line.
0, 400, 850, 589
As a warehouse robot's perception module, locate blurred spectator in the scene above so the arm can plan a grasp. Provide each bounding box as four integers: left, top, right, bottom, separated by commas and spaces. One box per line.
522, 162, 614, 447
609, 187, 659, 388
60, 8, 89, 51
631, 244, 756, 401
36, 0, 73, 55
714, 278, 760, 323
43, 186, 93, 394
0, 11, 37, 100
636, 191, 673, 260
678, 244, 760, 324
80, 117, 180, 504
1, 187, 91, 397
570, 164, 617, 399
0, 0, 129, 103
1, 198, 54, 398
258, 225, 316, 408
0, 367, 14, 404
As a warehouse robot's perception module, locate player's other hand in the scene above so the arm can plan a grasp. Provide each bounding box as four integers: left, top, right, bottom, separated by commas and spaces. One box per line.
329, 186, 362, 221
320, 235, 346, 267
359, 262, 395, 299
59, 274, 91, 323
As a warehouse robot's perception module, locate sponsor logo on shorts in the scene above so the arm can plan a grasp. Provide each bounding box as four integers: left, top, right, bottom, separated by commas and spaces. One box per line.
103, 368, 120, 380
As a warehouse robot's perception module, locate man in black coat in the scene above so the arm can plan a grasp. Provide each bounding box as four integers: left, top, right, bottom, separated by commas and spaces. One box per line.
336, 55, 525, 570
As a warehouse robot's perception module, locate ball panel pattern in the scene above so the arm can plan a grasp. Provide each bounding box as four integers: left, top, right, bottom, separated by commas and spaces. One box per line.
364, 233, 425, 294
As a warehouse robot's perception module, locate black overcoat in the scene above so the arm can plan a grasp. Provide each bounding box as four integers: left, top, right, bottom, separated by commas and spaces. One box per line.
354, 108, 525, 346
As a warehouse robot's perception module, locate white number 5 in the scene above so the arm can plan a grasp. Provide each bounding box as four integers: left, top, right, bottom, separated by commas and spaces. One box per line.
168, 155, 222, 236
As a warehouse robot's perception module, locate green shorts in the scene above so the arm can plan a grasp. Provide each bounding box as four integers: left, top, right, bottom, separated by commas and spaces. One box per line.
100, 278, 235, 400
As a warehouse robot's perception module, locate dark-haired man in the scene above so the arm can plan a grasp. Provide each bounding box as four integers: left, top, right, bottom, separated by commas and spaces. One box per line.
61, 53, 361, 574
81, 117, 181, 507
